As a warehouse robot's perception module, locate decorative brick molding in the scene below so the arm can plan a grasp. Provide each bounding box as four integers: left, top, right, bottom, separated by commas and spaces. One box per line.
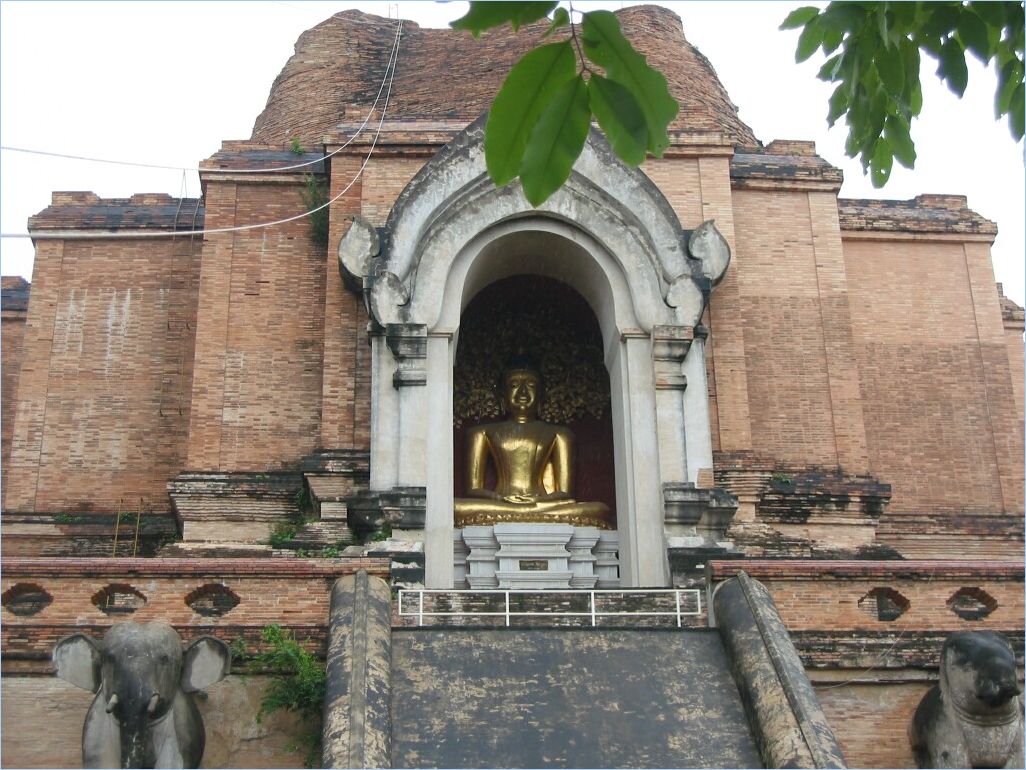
0, 557, 390, 672
709, 560, 1023, 632
710, 560, 1024, 672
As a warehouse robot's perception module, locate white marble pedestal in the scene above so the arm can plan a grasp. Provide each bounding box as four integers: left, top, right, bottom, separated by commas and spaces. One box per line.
454, 524, 620, 589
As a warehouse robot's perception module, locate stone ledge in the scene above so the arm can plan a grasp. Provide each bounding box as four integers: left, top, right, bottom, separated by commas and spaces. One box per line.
838, 195, 997, 235
28, 193, 204, 232
793, 629, 1026, 671
2, 556, 390, 578
709, 559, 1025, 580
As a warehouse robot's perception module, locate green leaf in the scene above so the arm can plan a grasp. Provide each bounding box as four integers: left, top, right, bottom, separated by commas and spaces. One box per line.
818, 53, 844, 81
796, 20, 824, 62
484, 41, 576, 186
921, 4, 960, 38
827, 83, 851, 125
971, 2, 1007, 29
910, 79, 924, 115
876, 5, 890, 48
957, 9, 993, 62
937, 37, 969, 96
996, 57, 1024, 115
589, 74, 648, 165
818, 3, 864, 35
452, 1, 559, 36
822, 27, 845, 54
780, 6, 820, 30
876, 40, 905, 94
1009, 82, 1025, 140
870, 138, 894, 187
544, 7, 570, 38
581, 10, 679, 156
884, 114, 916, 168
520, 75, 591, 206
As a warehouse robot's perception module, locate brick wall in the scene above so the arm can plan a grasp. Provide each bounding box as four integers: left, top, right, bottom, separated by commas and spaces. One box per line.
816, 682, 929, 768
2, 277, 29, 507
186, 178, 326, 471
360, 157, 425, 227
5, 227, 201, 513
999, 283, 1024, 423
843, 235, 1024, 516
732, 188, 849, 468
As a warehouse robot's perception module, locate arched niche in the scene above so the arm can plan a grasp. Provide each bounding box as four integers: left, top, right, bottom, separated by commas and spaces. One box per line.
452, 274, 617, 521
339, 116, 732, 587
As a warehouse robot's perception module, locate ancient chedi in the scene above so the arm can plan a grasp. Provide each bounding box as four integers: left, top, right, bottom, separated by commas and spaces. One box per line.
1, 6, 1023, 769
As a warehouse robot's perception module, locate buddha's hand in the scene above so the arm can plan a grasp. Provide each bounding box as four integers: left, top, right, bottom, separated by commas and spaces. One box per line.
501, 494, 536, 505
537, 491, 572, 502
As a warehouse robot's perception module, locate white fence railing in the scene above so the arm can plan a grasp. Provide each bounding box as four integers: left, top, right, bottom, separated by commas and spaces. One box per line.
397, 588, 702, 628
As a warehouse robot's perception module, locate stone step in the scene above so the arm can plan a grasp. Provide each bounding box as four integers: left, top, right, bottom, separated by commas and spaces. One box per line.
280, 519, 356, 551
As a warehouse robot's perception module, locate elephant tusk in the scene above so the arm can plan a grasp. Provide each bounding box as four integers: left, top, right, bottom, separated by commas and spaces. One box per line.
104, 694, 118, 713
146, 693, 160, 715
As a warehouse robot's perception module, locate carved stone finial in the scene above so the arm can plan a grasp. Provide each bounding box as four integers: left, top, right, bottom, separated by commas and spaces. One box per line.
688, 220, 731, 286
337, 215, 380, 291
909, 630, 1023, 768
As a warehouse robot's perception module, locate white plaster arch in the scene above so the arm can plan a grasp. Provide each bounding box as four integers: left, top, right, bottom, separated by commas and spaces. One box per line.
338, 115, 731, 588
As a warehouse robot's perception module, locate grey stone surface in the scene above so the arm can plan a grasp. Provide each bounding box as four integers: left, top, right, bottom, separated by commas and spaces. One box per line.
390, 628, 762, 768
714, 572, 846, 769
52, 621, 231, 768
323, 571, 393, 768
909, 630, 1024, 769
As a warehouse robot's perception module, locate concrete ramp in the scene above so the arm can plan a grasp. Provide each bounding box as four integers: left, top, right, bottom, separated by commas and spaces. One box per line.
320, 572, 845, 769
389, 628, 762, 768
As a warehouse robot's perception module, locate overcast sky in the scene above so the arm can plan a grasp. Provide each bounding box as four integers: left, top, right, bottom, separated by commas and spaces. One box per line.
1, 1, 1022, 305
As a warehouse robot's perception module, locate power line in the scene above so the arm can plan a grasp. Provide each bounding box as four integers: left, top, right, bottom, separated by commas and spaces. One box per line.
1, 20, 403, 242
0, 18, 404, 177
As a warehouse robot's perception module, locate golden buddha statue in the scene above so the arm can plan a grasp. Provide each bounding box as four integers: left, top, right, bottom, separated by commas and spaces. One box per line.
454, 362, 615, 529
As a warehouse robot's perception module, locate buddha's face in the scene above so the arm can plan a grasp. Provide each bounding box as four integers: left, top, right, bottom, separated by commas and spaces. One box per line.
503, 369, 540, 421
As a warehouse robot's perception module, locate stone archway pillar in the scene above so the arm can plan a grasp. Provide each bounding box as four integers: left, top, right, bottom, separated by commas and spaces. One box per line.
614, 333, 668, 586
424, 332, 455, 587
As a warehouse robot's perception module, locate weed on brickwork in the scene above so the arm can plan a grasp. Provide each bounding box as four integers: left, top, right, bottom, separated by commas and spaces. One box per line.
300, 174, 329, 250
253, 625, 325, 767
269, 523, 298, 549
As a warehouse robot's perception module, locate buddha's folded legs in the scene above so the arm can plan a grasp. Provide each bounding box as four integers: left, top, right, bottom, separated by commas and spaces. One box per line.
454, 497, 615, 529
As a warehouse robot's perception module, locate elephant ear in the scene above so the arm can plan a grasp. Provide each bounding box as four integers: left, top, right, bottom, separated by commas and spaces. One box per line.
181, 636, 231, 692
53, 633, 101, 691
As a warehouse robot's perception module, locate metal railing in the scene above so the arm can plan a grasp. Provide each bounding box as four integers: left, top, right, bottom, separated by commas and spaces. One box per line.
397, 588, 703, 628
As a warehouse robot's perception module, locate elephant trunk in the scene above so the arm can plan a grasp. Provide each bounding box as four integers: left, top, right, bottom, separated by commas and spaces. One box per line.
108, 682, 162, 768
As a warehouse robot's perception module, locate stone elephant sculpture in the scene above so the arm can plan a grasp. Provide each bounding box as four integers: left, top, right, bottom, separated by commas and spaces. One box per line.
53, 621, 231, 768
910, 630, 1023, 768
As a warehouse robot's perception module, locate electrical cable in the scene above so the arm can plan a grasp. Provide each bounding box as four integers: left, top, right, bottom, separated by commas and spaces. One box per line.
0, 16, 403, 176
1, 20, 402, 242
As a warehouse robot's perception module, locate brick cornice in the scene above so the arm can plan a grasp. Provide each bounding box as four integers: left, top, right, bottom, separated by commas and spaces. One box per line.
3, 557, 391, 579
709, 559, 1024, 580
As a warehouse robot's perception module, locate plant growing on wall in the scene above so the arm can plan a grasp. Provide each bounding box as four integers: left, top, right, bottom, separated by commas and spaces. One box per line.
254, 625, 326, 767
300, 174, 330, 250
268, 523, 298, 549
